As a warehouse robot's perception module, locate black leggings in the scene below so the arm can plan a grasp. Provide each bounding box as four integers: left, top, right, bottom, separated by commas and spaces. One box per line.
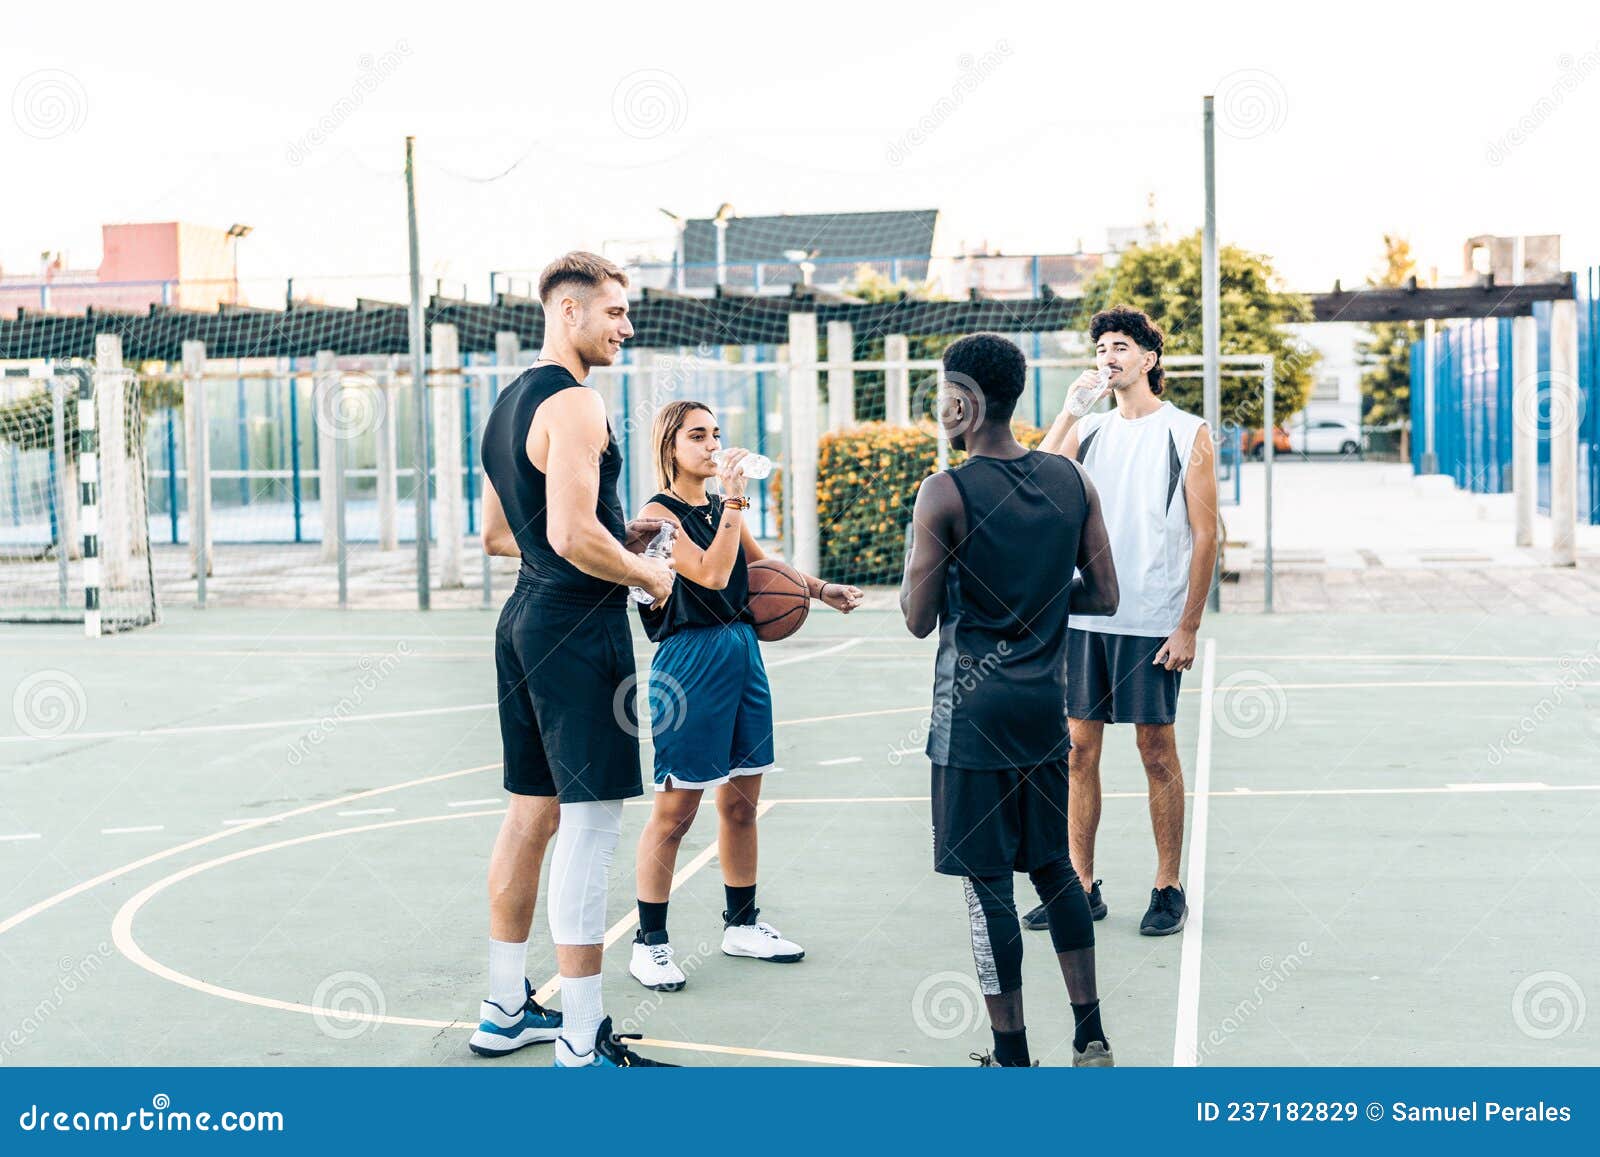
963, 858, 1095, 995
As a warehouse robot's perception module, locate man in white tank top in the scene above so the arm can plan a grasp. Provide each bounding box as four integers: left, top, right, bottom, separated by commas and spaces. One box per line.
1035, 306, 1219, 938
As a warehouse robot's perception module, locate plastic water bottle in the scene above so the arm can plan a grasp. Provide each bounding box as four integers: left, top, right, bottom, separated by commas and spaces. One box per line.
629, 524, 676, 605
1066, 369, 1115, 418
711, 448, 775, 480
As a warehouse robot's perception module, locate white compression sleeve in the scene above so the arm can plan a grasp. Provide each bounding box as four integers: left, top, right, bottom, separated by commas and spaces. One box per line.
546, 799, 624, 946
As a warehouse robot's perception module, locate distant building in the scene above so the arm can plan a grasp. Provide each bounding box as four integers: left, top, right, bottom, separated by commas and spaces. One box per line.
0, 222, 244, 318
639, 207, 1107, 299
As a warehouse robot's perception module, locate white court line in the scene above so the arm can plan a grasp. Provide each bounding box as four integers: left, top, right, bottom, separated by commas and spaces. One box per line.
1221, 654, 1595, 663
0, 763, 497, 938
447, 799, 501, 808
818, 757, 863, 766
1173, 637, 1216, 1068
101, 825, 164, 836
3, 638, 868, 747
221, 818, 282, 827
531, 800, 775, 1006
1445, 782, 1549, 792
0, 702, 493, 745
0, 833, 42, 843
336, 808, 396, 817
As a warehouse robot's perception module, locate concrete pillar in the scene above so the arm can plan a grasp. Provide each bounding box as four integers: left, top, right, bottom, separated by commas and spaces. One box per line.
431, 323, 464, 587
786, 312, 820, 574
884, 334, 911, 425
1549, 299, 1578, 566
375, 354, 399, 551
826, 320, 855, 432
92, 335, 131, 589
314, 350, 340, 564
1512, 315, 1538, 548
181, 340, 213, 578
627, 349, 659, 514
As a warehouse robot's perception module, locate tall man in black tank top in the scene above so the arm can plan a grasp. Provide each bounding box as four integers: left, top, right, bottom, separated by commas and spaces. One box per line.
900, 333, 1121, 1067
473, 252, 677, 1068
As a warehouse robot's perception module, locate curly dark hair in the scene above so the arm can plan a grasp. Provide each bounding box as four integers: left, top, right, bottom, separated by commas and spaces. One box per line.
942, 332, 1027, 422
1089, 305, 1166, 396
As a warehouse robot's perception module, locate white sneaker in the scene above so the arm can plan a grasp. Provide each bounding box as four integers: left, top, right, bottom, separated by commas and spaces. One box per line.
629, 936, 687, 991
721, 912, 805, 963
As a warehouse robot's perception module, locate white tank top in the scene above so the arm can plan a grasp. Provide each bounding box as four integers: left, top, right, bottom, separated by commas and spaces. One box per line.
1066, 401, 1209, 638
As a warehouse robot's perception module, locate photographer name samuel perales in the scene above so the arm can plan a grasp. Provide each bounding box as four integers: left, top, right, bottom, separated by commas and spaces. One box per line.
1390, 1102, 1572, 1123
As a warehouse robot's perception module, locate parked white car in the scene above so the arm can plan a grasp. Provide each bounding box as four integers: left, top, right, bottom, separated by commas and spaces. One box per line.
1287, 417, 1362, 456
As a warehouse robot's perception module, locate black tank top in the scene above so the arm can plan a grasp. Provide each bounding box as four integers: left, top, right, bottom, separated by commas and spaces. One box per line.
480, 364, 628, 607
925, 450, 1088, 769
639, 491, 753, 642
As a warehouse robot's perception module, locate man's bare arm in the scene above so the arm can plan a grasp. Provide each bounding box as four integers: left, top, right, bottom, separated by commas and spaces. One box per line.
899, 472, 960, 638
481, 477, 520, 558
1066, 461, 1118, 615
540, 388, 670, 596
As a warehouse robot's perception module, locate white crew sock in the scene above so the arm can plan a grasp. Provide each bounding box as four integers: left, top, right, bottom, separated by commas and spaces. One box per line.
487, 939, 528, 1012
558, 972, 605, 1055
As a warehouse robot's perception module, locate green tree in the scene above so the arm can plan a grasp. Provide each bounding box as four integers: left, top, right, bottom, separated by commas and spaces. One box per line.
1079, 231, 1315, 428
1356, 234, 1420, 427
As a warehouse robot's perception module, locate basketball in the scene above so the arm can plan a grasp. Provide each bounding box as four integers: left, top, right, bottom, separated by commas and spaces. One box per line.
746, 558, 811, 641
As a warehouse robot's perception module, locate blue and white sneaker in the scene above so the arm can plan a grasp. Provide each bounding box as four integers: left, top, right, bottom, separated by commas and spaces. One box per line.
554, 1015, 678, 1067
468, 979, 562, 1056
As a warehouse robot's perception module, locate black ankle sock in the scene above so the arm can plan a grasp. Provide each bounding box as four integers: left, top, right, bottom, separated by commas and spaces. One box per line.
1072, 1001, 1106, 1052
724, 884, 757, 927
637, 899, 669, 945
993, 1027, 1031, 1067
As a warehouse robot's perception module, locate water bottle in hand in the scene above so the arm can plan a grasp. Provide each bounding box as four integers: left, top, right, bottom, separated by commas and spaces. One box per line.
629, 524, 676, 605
711, 448, 774, 480
1066, 369, 1115, 418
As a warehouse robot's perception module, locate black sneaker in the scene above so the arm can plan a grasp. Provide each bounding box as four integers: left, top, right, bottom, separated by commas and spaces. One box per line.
554, 1015, 680, 1067
968, 1050, 1038, 1067
1085, 880, 1107, 921
1139, 885, 1187, 936
1022, 880, 1107, 931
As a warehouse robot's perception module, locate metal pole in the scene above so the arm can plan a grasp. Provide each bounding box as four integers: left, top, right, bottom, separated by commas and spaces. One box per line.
192, 370, 209, 609
1421, 318, 1437, 474
1263, 357, 1275, 614
1202, 95, 1222, 613
406, 136, 432, 609
335, 404, 348, 608
51, 377, 69, 608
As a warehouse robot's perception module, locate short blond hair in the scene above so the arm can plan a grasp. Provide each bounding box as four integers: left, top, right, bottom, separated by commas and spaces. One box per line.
538, 251, 629, 304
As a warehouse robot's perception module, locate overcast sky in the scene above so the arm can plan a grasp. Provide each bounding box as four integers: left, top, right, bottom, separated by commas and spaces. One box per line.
5, 0, 1599, 301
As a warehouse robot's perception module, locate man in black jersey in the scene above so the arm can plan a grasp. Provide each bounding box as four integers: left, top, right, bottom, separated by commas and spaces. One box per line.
899, 333, 1121, 1067
473, 251, 677, 1068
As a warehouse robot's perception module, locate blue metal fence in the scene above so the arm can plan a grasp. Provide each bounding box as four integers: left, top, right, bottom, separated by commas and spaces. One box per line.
1410, 269, 1599, 524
